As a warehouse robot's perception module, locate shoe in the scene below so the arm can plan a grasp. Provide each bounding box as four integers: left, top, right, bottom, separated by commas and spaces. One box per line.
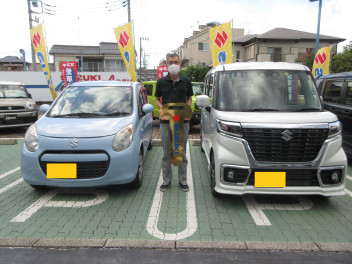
160, 182, 170, 192
179, 182, 189, 192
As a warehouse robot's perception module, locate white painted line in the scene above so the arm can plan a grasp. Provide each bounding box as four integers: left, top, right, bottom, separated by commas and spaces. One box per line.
345, 188, 352, 197
0, 167, 20, 180
0, 178, 23, 195
242, 195, 313, 226
11, 188, 109, 222
346, 175, 352, 181
146, 142, 198, 240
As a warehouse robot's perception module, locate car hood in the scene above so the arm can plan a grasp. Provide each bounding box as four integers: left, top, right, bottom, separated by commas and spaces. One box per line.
215, 110, 338, 124
36, 116, 134, 138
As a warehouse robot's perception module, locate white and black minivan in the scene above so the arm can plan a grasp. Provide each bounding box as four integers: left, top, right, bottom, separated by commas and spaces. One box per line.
197, 62, 347, 197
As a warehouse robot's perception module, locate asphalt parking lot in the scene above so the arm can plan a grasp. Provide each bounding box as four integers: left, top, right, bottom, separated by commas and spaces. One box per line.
0, 126, 352, 255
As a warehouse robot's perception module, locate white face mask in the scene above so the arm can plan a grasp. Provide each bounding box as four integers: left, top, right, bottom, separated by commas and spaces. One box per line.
168, 64, 180, 75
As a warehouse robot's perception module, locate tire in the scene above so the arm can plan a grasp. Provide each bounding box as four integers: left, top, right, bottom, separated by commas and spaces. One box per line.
200, 124, 204, 153
147, 138, 153, 150
130, 151, 143, 188
210, 153, 220, 197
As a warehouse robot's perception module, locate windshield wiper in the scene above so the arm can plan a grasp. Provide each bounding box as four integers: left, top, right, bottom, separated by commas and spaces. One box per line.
293, 108, 321, 112
51, 113, 104, 118
103, 112, 130, 116
244, 108, 279, 112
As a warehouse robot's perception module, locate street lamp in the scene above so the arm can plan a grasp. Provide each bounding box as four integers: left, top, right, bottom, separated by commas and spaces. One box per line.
19, 49, 27, 71
309, 0, 322, 56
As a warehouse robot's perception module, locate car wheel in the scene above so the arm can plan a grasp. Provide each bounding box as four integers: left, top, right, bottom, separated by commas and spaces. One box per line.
130, 151, 143, 188
200, 124, 204, 152
210, 153, 220, 197
147, 137, 153, 150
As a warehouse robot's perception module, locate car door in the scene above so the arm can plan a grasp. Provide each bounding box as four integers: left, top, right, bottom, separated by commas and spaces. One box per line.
137, 86, 152, 156
201, 74, 214, 155
340, 79, 352, 156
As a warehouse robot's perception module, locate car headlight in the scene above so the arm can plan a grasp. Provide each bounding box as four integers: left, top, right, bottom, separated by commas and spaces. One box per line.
328, 121, 342, 139
112, 124, 134, 152
216, 119, 243, 138
24, 125, 39, 152
26, 100, 36, 110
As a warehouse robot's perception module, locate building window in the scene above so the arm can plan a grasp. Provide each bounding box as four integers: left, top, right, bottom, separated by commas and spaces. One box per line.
236, 50, 240, 61
105, 60, 125, 72
268, 47, 282, 62
198, 42, 209, 51
83, 60, 103, 72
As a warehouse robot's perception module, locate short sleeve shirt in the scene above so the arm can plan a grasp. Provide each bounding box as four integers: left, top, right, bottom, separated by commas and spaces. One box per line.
155, 74, 193, 104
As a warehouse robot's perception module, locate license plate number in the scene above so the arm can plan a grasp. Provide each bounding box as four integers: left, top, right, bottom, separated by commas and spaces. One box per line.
47, 163, 77, 179
5, 115, 17, 121
255, 172, 286, 187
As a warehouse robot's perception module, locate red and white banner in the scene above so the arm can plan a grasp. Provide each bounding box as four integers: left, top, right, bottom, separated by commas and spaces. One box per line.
157, 66, 168, 79
60, 61, 79, 86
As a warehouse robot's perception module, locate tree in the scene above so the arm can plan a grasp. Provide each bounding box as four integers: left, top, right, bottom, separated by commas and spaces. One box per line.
298, 48, 315, 70
181, 65, 209, 82
331, 41, 352, 73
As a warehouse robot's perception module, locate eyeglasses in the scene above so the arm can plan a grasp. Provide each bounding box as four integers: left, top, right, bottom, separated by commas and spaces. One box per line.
168, 60, 180, 65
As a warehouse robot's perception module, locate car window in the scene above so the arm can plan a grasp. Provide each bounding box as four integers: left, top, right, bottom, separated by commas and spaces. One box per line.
323, 80, 343, 103
0, 84, 28, 98
344, 82, 352, 106
192, 85, 202, 95
208, 74, 214, 98
138, 88, 148, 116
144, 84, 153, 96
48, 86, 132, 117
217, 70, 321, 111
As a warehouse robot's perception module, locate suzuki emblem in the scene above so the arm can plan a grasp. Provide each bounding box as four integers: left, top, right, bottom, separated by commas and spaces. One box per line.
70, 138, 79, 148
281, 130, 293, 142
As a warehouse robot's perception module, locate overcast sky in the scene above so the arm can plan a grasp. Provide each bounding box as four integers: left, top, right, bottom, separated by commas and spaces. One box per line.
1, 0, 351, 69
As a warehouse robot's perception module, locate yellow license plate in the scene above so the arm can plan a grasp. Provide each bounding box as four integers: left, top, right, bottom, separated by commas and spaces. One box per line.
47, 163, 77, 179
254, 172, 286, 187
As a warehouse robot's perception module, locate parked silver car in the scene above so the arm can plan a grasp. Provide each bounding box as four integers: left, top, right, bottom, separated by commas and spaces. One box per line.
197, 62, 347, 197
0, 81, 38, 128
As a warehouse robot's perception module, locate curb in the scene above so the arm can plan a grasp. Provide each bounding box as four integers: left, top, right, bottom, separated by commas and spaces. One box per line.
0, 239, 352, 252
0, 139, 17, 145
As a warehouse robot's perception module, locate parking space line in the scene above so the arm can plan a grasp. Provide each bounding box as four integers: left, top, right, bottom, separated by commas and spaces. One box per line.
0, 178, 23, 194
347, 175, 352, 181
345, 188, 352, 197
146, 142, 198, 240
0, 167, 20, 180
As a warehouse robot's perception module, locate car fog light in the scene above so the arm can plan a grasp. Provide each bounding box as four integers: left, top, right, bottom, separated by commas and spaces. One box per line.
227, 170, 235, 180
331, 171, 340, 183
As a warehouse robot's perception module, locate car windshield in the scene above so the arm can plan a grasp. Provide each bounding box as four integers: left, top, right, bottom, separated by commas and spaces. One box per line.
217, 70, 322, 112
0, 84, 28, 98
47, 85, 132, 117
192, 85, 203, 95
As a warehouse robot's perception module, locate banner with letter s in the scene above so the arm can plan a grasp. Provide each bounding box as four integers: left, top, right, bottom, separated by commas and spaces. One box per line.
60, 61, 79, 86
30, 23, 57, 99
312, 47, 331, 79
209, 21, 233, 67
114, 22, 137, 82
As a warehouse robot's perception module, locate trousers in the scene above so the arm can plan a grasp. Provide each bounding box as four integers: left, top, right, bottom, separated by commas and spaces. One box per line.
160, 122, 190, 184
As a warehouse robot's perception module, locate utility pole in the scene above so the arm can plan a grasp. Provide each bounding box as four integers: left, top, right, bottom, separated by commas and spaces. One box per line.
27, 0, 37, 71
127, 0, 131, 22
139, 37, 148, 81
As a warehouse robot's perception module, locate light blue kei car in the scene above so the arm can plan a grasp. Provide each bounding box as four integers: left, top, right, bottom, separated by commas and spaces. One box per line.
21, 81, 154, 189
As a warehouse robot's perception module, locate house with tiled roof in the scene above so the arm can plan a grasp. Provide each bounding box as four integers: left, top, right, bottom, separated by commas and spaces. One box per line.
0, 56, 31, 71
233, 27, 345, 63
49, 42, 126, 72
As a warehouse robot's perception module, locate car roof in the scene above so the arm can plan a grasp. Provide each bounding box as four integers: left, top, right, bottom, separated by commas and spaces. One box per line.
316, 72, 352, 80
0, 81, 25, 86
209, 62, 310, 73
68, 81, 138, 87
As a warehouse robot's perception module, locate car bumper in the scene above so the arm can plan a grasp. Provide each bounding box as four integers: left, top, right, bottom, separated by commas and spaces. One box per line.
212, 133, 347, 196
21, 135, 140, 187
0, 111, 38, 128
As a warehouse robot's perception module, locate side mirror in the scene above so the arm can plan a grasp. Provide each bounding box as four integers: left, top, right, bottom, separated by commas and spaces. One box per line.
39, 104, 51, 114
28, 93, 32, 99
142, 103, 154, 114
196, 95, 211, 107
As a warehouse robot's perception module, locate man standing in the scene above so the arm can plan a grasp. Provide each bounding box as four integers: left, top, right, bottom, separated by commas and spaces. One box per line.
155, 52, 193, 192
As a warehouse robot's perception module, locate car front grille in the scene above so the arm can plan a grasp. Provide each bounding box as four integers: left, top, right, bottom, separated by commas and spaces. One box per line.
242, 128, 328, 162
40, 161, 109, 179
247, 169, 319, 186
0, 106, 26, 111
